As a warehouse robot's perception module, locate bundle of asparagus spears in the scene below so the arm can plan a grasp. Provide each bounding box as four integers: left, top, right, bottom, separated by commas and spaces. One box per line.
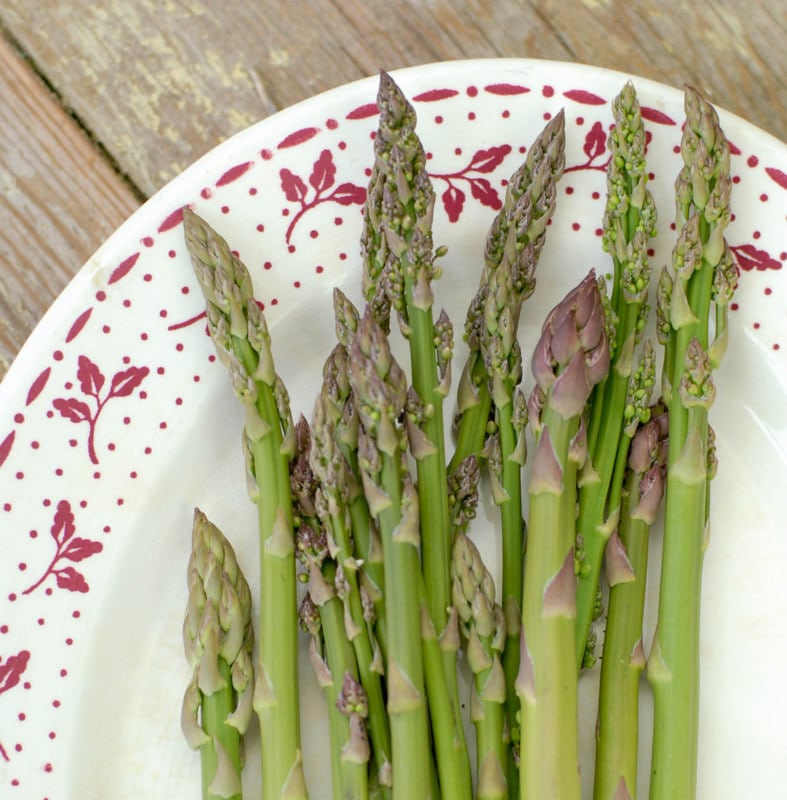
180, 70, 734, 800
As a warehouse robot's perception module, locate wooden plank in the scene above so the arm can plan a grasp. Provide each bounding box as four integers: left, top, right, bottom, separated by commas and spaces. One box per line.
529, 0, 786, 139
4, 1, 781, 203
0, 35, 139, 379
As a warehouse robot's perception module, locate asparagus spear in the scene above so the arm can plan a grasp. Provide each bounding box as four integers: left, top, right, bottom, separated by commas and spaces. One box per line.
517, 271, 610, 800
371, 67, 455, 668
451, 115, 566, 793
182, 509, 255, 800
476, 259, 529, 782
648, 86, 734, 800
450, 456, 508, 800
183, 209, 307, 799
451, 110, 566, 475
309, 394, 393, 793
299, 585, 369, 800
292, 426, 372, 800
348, 307, 432, 800
575, 82, 657, 668
330, 289, 388, 657
594, 410, 668, 800
365, 71, 472, 799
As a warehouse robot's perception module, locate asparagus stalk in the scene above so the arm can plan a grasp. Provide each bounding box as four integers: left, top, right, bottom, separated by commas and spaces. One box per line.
477, 259, 529, 781
371, 67, 454, 665
454, 105, 566, 796
292, 430, 372, 800
348, 307, 432, 800
183, 209, 306, 799
648, 86, 734, 800
451, 110, 566, 475
309, 395, 393, 793
299, 586, 369, 800
330, 289, 388, 656
450, 455, 508, 800
365, 71, 472, 799
517, 271, 610, 800
575, 82, 657, 669
182, 509, 255, 800
594, 411, 668, 800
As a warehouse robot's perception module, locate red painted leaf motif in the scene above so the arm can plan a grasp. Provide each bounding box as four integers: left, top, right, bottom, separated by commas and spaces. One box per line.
167, 310, 207, 331
66, 308, 93, 343
442, 185, 466, 223
280, 168, 308, 203
765, 167, 787, 190
564, 89, 606, 106
51, 500, 76, 545
469, 178, 503, 210
278, 127, 320, 149
0, 650, 30, 695
108, 252, 140, 284
309, 150, 336, 194
640, 106, 676, 126
77, 355, 105, 397
346, 103, 379, 120
413, 88, 458, 102
583, 121, 607, 160
26, 367, 51, 406
61, 537, 104, 562
733, 243, 782, 272
216, 161, 253, 186
158, 207, 185, 233
484, 83, 529, 96
728, 140, 742, 156
467, 145, 512, 174
24, 499, 104, 595
109, 366, 150, 398
331, 183, 366, 206
53, 397, 92, 424
55, 566, 90, 593
0, 431, 14, 469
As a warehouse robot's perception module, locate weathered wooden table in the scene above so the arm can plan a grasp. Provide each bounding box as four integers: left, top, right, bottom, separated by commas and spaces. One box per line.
1, 1, 784, 380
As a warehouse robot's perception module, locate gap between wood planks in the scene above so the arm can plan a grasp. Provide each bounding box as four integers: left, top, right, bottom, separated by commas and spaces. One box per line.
0, 20, 147, 204
0, 29, 140, 380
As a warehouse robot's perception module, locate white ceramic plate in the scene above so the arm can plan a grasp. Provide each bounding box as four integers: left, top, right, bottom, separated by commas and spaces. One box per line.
0, 59, 785, 799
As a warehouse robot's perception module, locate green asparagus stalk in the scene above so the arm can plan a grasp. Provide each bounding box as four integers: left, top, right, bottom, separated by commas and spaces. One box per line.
299, 586, 369, 800
594, 411, 668, 800
371, 67, 454, 665
330, 289, 388, 657
451, 110, 566, 475
348, 307, 431, 800
476, 259, 529, 781
453, 114, 566, 794
308, 396, 393, 794
517, 271, 610, 800
450, 455, 508, 800
182, 509, 255, 800
183, 208, 307, 799
292, 436, 371, 800
575, 82, 658, 669
648, 86, 734, 800
365, 71, 471, 799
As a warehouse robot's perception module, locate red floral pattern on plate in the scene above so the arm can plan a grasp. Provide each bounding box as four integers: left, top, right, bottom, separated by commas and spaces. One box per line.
21, 500, 103, 596
52, 356, 149, 465
280, 149, 366, 244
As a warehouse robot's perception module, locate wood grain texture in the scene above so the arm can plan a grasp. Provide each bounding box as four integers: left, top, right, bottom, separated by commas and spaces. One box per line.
0, 0, 783, 378
0, 36, 139, 378
2, 0, 783, 200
